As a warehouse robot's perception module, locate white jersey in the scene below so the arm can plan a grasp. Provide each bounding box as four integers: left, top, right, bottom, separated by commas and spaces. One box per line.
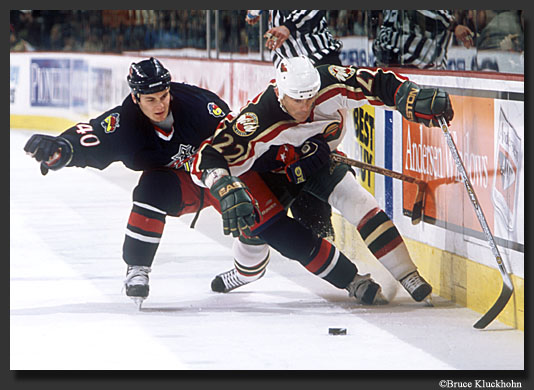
191, 64, 407, 186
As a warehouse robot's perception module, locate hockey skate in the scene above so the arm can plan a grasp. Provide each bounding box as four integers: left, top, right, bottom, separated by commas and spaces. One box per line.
124, 265, 151, 309
211, 268, 265, 293
400, 270, 432, 304
346, 273, 388, 305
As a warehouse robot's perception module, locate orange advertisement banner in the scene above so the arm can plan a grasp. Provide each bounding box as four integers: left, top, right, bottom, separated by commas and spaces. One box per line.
402, 96, 495, 233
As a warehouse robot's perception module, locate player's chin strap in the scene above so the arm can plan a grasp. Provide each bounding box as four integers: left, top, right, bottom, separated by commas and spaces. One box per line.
275, 87, 289, 115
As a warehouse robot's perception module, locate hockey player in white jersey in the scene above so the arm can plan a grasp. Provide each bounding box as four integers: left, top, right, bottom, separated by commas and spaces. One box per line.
192, 55, 454, 303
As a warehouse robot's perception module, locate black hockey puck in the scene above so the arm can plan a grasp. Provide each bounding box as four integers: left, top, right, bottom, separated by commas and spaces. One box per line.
328, 328, 347, 335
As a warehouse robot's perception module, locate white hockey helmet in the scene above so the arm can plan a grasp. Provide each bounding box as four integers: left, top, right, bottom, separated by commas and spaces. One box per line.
275, 55, 321, 100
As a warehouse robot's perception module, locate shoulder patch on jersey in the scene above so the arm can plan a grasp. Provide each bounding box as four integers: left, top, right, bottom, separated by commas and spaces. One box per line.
101, 113, 120, 133
233, 112, 259, 137
323, 121, 343, 143
207, 102, 225, 118
328, 65, 356, 82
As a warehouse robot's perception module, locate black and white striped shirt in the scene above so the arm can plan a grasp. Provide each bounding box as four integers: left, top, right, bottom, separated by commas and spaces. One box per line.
372, 10, 456, 69
268, 10, 343, 68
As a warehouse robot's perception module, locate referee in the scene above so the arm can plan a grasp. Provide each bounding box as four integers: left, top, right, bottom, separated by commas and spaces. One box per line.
247, 10, 343, 67
246, 10, 342, 240
372, 10, 474, 69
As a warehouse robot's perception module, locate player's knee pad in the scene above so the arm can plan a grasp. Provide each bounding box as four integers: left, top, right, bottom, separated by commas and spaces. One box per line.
328, 172, 379, 225
133, 169, 182, 215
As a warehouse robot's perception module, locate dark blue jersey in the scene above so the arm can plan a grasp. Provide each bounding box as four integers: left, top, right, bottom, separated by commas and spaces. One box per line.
60, 82, 229, 171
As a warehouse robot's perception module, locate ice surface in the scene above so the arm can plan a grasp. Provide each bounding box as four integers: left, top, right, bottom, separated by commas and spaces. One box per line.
10, 129, 524, 370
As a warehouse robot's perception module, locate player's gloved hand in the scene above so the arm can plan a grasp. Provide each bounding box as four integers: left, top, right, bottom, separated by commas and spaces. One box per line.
395, 81, 454, 127
23, 134, 73, 176
284, 136, 331, 184
210, 176, 260, 237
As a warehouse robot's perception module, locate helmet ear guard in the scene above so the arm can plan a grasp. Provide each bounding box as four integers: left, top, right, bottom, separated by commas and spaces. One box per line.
127, 57, 171, 98
275, 55, 321, 100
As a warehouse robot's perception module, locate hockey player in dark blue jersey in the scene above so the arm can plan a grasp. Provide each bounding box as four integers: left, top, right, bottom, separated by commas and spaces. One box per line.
23, 57, 274, 308
27, 58, 228, 172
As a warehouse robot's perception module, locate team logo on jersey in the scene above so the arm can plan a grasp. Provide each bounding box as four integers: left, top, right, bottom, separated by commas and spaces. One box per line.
207, 102, 225, 118
101, 113, 120, 133
328, 65, 356, 82
233, 112, 259, 136
167, 144, 197, 171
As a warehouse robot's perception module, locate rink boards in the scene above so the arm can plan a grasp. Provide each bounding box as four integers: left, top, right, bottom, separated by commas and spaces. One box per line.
10, 52, 524, 329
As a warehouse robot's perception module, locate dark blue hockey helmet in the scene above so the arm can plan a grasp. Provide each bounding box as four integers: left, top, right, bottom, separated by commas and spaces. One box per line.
127, 57, 171, 96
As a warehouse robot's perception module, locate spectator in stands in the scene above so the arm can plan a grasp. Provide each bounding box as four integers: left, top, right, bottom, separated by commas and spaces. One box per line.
128, 10, 147, 50
82, 26, 103, 52
332, 10, 366, 37
349, 11, 367, 36
48, 23, 65, 51
10, 24, 34, 52
335, 10, 350, 37
63, 31, 82, 52
102, 10, 130, 53
477, 10, 523, 52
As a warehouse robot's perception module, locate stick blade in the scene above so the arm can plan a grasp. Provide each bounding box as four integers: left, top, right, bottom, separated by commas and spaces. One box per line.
473, 281, 514, 329
411, 185, 425, 225
411, 200, 423, 225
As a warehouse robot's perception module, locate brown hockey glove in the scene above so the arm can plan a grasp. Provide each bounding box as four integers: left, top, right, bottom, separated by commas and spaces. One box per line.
395, 81, 454, 127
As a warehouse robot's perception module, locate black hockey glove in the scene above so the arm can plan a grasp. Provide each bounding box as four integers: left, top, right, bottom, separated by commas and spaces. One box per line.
395, 81, 454, 128
210, 176, 260, 238
24, 134, 73, 176
285, 136, 331, 184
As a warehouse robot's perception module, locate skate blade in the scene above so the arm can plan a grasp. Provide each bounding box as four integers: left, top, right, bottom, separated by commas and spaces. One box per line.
423, 295, 433, 307
373, 291, 389, 305
130, 297, 145, 310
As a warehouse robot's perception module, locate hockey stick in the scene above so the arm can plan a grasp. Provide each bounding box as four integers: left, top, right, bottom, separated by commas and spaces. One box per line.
437, 117, 514, 329
330, 153, 427, 225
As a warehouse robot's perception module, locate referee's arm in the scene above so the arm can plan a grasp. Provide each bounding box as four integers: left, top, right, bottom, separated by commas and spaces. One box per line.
266, 10, 323, 50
